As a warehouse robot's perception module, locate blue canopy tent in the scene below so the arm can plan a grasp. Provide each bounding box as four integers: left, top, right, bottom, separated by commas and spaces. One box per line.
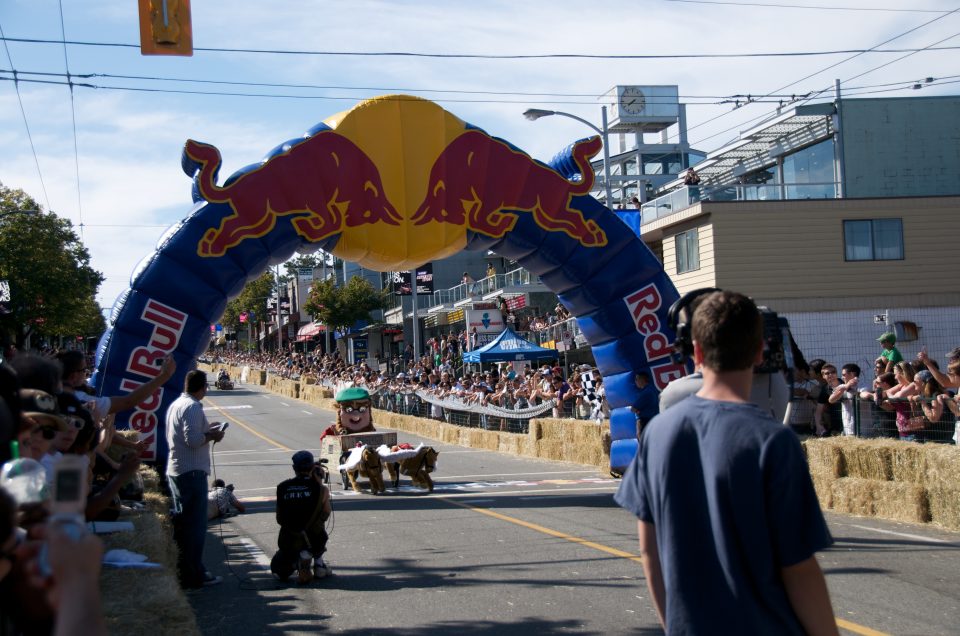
462, 327, 559, 364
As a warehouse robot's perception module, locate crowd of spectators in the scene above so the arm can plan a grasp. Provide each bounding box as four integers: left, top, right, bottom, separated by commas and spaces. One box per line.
784, 335, 960, 443
0, 345, 165, 634
211, 349, 608, 428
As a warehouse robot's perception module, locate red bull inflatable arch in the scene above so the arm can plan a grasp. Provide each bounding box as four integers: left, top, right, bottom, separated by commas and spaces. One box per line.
90, 95, 683, 471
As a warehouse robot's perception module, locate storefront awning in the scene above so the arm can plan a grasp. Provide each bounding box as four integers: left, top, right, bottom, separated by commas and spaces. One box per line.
296, 322, 325, 341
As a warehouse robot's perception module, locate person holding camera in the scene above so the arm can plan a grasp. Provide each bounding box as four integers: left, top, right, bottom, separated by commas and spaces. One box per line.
207, 479, 246, 520
165, 370, 226, 589
271, 450, 332, 584
615, 291, 836, 634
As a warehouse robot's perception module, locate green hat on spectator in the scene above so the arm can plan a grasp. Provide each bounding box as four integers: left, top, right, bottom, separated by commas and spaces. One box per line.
335, 386, 370, 402
877, 332, 896, 344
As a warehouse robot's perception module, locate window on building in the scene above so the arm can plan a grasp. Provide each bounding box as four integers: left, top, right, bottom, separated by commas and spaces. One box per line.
843, 219, 904, 261
782, 138, 836, 199
675, 228, 700, 273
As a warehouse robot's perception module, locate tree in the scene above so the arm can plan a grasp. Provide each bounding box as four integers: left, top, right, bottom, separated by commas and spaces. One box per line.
221, 272, 275, 330
303, 275, 391, 335
0, 183, 105, 347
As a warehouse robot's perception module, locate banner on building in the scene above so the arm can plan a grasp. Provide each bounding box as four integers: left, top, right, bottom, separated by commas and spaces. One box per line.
392, 263, 434, 295
464, 308, 505, 347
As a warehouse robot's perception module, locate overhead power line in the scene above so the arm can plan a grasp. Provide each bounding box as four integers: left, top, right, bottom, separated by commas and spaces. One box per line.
2, 36, 960, 60
662, 0, 953, 13
0, 23, 52, 212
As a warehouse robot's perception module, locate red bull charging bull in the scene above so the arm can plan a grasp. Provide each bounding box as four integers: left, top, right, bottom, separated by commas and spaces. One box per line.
411, 131, 607, 247
186, 132, 402, 257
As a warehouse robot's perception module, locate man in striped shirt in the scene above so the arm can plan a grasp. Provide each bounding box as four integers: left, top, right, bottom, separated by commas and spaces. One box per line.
166, 370, 226, 589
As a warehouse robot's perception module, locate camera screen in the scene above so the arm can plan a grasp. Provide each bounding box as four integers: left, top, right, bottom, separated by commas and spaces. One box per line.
56, 469, 82, 501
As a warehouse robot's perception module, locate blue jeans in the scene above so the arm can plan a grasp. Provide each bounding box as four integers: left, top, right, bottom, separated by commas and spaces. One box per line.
168, 470, 209, 587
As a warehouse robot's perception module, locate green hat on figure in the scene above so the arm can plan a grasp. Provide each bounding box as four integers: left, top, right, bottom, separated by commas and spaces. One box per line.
335, 386, 370, 402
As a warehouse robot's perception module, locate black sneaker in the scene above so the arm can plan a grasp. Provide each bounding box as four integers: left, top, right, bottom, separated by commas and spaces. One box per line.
202, 572, 223, 587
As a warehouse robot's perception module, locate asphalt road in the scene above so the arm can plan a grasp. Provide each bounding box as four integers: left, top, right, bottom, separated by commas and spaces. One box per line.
185, 383, 960, 635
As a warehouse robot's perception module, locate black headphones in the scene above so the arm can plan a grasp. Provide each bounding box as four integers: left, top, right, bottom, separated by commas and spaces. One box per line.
666, 287, 719, 364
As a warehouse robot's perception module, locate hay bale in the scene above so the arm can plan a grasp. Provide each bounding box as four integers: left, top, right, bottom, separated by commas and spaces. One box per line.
830, 477, 929, 524
923, 445, 960, 488
102, 569, 200, 636
809, 471, 834, 510
802, 439, 845, 479
927, 486, 960, 531
842, 438, 894, 481
889, 443, 928, 485
498, 435, 522, 455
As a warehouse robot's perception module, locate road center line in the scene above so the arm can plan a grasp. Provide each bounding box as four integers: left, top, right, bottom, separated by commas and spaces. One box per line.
441, 498, 891, 635
206, 401, 291, 452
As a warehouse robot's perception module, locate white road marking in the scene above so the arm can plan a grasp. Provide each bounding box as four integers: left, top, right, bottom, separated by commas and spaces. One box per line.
280, 402, 290, 407
848, 524, 950, 544
213, 448, 306, 456
236, 538, 271, 567
203, 405, 252, 411
441, 470, 602, 479
302, 410, 313, 415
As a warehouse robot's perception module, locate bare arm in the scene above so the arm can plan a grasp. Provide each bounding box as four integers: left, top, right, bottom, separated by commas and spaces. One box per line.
108, 356, 177, 414
638, 520, 666, 630
781, 556, 838, 636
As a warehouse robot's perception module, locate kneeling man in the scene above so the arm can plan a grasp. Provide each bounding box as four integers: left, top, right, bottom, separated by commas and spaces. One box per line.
271, 450, 332, 584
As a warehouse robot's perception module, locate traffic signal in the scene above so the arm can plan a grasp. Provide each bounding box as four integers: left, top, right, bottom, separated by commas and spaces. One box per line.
138, 0, 193, 56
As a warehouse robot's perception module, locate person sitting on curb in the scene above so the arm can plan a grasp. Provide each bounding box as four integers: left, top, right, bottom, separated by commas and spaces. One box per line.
271, 451, 332, 584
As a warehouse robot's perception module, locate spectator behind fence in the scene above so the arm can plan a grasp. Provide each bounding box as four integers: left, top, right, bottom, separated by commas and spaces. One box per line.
860, 372, 898, 438
785, 361, 818, 434
881, 362, 919, 441
828, 363, 865, 437
614, 290, 836, 634
877, 332, 903, 373
918, 346, 960, 391
814, 364, 843, 437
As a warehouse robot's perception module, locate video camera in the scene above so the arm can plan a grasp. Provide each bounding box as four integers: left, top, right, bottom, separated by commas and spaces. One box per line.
312, 458, 330, 483
668, 288, 795, 376
756, 306, 794, 376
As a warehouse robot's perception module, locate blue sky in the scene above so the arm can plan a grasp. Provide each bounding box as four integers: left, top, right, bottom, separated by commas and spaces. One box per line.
1, 0, 958, 308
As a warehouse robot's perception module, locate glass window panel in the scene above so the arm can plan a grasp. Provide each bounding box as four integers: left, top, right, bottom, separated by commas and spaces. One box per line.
675, 229, 700, 273
844, 220, 873, 260
873, 219, 903, 260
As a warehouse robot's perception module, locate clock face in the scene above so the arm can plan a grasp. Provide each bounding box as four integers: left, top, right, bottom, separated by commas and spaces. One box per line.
619, 87, 646, 116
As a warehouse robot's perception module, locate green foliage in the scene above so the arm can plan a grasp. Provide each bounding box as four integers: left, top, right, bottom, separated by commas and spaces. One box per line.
303, 275, 390, 334
0, 183, 105, 346
221, 272, 275, 329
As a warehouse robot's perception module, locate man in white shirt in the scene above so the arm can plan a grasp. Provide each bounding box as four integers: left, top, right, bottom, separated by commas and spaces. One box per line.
166, 370, 226, 589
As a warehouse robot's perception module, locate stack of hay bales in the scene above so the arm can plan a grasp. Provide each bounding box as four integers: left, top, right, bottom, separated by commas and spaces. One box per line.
101, 466, 200, 635
804, 437, 960, 530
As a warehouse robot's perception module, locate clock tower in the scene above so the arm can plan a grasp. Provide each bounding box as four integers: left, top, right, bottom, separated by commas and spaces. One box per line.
604, 85, 680, 132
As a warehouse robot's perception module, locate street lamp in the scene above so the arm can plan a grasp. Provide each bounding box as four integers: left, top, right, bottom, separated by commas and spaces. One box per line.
523, 107, 614, 208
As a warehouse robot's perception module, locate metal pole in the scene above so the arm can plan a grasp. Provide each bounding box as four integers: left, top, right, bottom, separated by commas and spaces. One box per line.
411, 269, 420, 361
275, 264, 282, 351
322, 252, 331, 356
601, 105, 613, 208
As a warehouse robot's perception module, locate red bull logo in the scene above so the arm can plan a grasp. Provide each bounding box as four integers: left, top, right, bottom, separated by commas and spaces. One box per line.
411, 131, 607, 247
189, 96, 608, 266
186, 132, 402, 257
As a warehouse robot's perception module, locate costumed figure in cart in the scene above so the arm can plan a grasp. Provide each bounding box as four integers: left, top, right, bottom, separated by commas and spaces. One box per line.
320, 386, 439, 494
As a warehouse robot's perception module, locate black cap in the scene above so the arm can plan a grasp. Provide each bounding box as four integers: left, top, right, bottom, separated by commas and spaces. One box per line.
292, 450, 315, 470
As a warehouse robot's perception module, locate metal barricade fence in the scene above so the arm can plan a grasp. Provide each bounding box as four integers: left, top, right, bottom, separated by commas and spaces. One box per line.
786, 394, 958, 443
